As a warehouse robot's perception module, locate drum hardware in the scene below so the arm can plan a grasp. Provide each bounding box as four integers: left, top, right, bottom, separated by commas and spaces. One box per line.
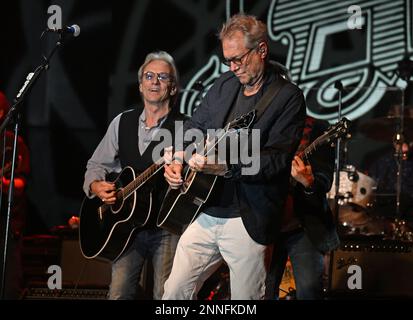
328, 166, 377, 220
347, 170, 358, 182
359, 116, 413, 143
359, 100, 413, 218
328, 80, 345, 294
337, 192, 353, 206
339, 213, 413, 242
384, 218, 413, 242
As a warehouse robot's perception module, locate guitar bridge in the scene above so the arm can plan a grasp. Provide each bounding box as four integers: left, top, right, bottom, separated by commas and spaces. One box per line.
98, 204, 108, 220
192, 197, 204, 207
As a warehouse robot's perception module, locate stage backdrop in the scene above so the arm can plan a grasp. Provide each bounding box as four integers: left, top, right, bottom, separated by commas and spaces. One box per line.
0, 0, 412, 230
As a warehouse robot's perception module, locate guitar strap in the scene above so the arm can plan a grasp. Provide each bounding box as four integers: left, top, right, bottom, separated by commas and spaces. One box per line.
254, 74, 288, 121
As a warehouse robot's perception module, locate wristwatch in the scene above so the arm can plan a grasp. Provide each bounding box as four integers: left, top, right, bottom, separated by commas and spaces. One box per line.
303, 185, 314, 195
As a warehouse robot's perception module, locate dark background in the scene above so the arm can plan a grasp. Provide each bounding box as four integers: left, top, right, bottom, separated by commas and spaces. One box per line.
0, 0, 412, 232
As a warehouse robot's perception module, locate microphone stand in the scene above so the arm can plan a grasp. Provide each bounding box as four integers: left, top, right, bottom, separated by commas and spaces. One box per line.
0, 32, 66, 300
394, 93, 405, 219
327, 80, 344, 298
394, 55, 413, 219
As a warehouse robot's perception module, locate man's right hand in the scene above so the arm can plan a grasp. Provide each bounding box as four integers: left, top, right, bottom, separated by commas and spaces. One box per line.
164, 162, 184, 189
163, 149, 185, 189
90, 180, 116, 204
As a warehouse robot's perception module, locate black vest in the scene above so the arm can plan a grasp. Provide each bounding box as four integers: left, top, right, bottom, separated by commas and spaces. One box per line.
119, 108, 156, 173
118, 107, 186, 227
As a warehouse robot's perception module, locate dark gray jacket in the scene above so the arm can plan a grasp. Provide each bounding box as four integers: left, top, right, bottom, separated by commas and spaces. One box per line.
183, 66, 306, 244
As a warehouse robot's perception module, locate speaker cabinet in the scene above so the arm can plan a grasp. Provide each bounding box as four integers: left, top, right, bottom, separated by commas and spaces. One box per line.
330, 239, 413, 298
21, 237, 111, 300
60, 239, 111, 288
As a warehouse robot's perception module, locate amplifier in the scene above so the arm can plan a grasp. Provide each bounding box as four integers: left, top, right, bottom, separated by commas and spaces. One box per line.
330, 239, 413, 298
22, 235, 111, 288
60, 239, 111, 287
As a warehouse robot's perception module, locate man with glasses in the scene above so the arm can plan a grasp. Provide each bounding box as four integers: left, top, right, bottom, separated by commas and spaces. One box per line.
163, 14, 306, 300
83, 51, 185, 299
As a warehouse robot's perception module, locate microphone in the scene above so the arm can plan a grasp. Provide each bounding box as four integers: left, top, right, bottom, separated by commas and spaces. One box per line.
334, 80, 343, 91
47, 24, 80, 37
397, 54, 413, 81
192, 81, 205, 91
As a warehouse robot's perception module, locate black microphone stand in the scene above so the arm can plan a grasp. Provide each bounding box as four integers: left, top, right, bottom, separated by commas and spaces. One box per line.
0, 31, 66, 300
332, 80, 344, 227
327, 80, 344, 297
394, 55, 413, 219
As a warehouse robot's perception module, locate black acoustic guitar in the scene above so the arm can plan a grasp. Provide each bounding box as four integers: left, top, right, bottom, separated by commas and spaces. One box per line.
79, 162, 164, 261
157, 110, 256, 235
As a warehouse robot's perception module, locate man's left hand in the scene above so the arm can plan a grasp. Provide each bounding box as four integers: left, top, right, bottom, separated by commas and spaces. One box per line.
291, 155, 314, 188
188, 153, 227, 176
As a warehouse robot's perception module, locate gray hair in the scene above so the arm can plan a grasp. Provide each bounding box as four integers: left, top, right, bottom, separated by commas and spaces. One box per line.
219, 14, 268, 49
137, 51, 179, 88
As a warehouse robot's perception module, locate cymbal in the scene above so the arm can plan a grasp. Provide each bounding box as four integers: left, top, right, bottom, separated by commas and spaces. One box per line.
359, 116, 413, 142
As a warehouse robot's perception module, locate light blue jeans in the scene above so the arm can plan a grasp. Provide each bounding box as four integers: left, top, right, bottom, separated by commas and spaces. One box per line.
108, 228, 179, 300
162, 213, 272, 300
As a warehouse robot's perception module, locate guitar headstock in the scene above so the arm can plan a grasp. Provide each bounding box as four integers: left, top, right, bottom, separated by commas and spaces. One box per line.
325, 117, 351, 142
227, 110, 257, 131
300, 117, 352, 159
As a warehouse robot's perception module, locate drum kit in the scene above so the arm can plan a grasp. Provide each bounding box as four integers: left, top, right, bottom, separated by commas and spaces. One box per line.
328, 106, 413, 242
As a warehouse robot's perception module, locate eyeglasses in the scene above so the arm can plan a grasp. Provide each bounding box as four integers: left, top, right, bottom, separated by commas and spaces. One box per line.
222, 48, 255, 67
143, 71, 172, 82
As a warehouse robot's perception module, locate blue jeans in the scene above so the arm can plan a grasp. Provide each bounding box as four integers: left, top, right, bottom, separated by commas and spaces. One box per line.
266, 229, 324, 300
109, 228, 179, 300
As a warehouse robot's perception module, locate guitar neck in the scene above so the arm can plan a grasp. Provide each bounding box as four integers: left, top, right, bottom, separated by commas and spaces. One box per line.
299, 134, 328, 160
297, 119, 348, 161
123, 160, 165, 198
